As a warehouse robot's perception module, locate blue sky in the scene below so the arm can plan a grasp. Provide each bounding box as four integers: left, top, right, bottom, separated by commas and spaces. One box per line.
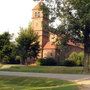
0, 0, 38, 38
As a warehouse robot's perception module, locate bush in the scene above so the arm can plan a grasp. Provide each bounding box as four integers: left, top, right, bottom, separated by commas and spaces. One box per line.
16, 56, 21, 62
14, 56, 22, 64
68, 52, 84, 66
38, 58, 57, 66
63, 60, 76, 66
2, 55, 10, 64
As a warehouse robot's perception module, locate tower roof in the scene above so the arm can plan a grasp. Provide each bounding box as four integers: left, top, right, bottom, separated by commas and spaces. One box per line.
33, 2, 44, 10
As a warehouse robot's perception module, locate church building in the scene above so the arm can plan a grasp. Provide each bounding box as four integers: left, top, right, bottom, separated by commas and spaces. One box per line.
31, 1, 83, 60
31, 1, 57, 59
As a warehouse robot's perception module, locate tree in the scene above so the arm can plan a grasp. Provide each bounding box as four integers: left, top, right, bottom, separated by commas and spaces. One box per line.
0, 32, 11, 63
68, 0, 90, 73
16, 27, 40, 64
46, 0, 90, 72
0, 32, 16, 64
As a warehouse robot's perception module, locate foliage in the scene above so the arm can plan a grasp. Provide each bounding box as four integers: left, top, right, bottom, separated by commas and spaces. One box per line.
15, 56, 22, 64
47, 0, 90, 72
38, 58, 57, 66
0, 32, 11, 50
0, 27, 40, 65
47, 0, 87, 42
40, 2, 49, 19
2, 55, 10, 64
0, 32, 16, 64
63, 60, 76, 67
68, 52, 84, 66
16, 27, 40, 64
15, 56, 21, 61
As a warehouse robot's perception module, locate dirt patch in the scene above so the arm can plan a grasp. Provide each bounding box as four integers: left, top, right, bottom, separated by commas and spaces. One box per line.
0, 65, 12, 69
75, 80, 90, 90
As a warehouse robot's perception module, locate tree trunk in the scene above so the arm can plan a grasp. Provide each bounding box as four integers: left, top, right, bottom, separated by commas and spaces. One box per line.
83, 30, 90, 73
41, 47, 43, 59
83, 52, 90, 73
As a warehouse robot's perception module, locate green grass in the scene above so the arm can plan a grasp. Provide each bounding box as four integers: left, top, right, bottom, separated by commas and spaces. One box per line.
0, 65, 84, 74
0, 76, 79, 90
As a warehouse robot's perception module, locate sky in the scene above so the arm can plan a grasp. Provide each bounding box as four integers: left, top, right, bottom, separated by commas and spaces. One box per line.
0, 0, 38, 38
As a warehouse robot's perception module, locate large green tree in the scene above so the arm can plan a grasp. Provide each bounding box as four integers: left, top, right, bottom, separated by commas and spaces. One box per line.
0, 32, 16, 64
46, 0, 90, 72
68, 0, 90, 72
16, 27, 40, 64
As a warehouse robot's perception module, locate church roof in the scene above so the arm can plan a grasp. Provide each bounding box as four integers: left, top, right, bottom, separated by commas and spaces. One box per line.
68, 40, 84, 49
43, 42, 56, 49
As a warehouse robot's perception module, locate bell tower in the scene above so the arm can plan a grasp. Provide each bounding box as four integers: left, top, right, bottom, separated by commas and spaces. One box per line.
32, 1, 49, 58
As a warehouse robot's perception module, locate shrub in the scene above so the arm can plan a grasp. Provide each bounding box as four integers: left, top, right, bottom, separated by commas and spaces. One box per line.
77, 52, 84, 66
68, 52, 84, 66
15, 56, 22, 64
63, 60, 76, 66
16, 56, 21, 61
2, 55, 10, 64
38, 58, 57, 66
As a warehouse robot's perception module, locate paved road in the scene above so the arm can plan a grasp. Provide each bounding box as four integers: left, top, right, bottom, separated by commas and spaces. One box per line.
0, 71, 90, 90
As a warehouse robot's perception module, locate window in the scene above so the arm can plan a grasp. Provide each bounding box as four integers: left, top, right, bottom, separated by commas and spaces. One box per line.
37, 12, 40, 17
50, 53, 53, 56
35, 12, 37, 17
35, 12, 40, 17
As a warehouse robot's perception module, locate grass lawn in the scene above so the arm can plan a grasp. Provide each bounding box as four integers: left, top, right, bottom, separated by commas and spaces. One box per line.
0, 76, 79, 90
0, 65, 84, 74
